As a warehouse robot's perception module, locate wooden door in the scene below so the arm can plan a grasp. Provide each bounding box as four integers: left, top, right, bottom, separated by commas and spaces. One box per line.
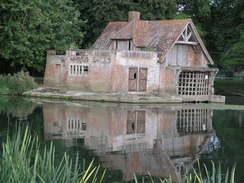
55, 64, 61, 83
139, 68, 147, 91
129, 67, 138, 91
129, 67, 147, 91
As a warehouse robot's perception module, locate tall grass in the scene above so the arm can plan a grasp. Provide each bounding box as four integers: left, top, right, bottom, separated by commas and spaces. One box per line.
133, 160, 236, 183
0, 71, 38, 95
0, 126, 105, 183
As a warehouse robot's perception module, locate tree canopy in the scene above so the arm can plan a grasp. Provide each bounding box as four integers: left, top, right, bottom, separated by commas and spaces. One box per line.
0, 0, 85, 74
208, 0, 243, 73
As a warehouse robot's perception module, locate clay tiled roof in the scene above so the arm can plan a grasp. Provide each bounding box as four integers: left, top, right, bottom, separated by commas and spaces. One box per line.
93, 18, 213, 64
94, 19, 189, 54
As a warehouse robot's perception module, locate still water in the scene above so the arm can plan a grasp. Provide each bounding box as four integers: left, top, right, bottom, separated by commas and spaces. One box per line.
0, 96, 243, 182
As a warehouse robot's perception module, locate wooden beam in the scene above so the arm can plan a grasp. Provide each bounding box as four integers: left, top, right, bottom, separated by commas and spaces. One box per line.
177, 41, 198, 45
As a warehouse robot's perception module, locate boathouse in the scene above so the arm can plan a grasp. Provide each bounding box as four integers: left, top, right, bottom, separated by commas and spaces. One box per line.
44, 11, 224, 102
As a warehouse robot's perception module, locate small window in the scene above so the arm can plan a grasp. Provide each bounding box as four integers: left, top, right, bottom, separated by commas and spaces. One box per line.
67, 118, 86, 131
114, 40, 132, 50
128, 41, 131, 50
69, 64, 89, 77
83, 66, 88, 77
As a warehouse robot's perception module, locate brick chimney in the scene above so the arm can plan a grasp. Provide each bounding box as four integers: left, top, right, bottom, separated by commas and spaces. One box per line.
128, 11, 140, 22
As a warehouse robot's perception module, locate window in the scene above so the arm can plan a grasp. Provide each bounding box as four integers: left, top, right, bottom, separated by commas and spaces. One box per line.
67, 118, 86, 131
69, 64, 89, 77
114, 40, 132, 50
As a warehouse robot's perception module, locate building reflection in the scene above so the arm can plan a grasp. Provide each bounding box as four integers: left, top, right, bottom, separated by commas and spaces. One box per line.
42, 101, 214, 182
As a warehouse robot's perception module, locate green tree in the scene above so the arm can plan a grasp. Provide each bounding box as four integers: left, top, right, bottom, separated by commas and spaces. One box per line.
0, 0, 85, 74
176, 0, 211, 21
209, 0, 243, 73
132, 0, 177, 20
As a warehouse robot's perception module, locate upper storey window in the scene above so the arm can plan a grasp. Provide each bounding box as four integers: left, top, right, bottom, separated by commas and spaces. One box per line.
111, 40, 133, 50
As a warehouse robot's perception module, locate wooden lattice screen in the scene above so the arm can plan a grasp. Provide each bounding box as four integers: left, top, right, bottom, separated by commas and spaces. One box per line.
178, 71, 210, 95
177, 109, 209, 134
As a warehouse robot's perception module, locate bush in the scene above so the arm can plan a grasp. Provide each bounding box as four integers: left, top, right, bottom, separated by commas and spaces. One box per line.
0, 71, 38, 95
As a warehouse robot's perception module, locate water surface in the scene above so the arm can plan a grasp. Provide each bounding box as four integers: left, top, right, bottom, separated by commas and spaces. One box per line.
0, 96, 243, 182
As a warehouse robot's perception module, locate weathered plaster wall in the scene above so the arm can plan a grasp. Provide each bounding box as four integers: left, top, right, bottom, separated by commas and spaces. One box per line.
44, 50, 160, 93
159, 68, 177, 94
113, 51, 160, 93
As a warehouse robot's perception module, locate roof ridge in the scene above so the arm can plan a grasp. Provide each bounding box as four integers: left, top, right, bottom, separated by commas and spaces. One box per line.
132, 20, 136, 42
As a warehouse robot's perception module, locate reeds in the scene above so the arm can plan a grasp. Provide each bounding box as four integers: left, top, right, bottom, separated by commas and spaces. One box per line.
133, 160, 236, 183
0, 126, 105, 183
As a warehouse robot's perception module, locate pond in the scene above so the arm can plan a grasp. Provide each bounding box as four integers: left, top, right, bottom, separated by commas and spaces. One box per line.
0, 96, 243, 182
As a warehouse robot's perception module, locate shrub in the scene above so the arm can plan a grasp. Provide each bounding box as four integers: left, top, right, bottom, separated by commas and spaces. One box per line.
0, 71, 38, 95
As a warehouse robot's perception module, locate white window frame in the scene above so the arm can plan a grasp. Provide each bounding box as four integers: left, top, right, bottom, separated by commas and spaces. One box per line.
69, 64, 89, 77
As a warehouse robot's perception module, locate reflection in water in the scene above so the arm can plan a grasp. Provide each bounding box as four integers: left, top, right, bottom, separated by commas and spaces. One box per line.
42, 101, 214, 182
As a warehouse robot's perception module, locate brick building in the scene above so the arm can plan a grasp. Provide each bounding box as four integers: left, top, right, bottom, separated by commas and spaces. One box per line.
44, 11, 223, 102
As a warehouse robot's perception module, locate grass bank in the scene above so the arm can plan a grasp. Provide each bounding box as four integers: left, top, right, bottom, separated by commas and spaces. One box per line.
214, 79, 244, 96
0, 71, 38, 95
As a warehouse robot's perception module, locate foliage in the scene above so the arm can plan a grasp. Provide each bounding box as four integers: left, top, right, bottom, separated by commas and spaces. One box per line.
221, 28, 244, 72
0, 0, 85, 74
0, 71, 38, 95
204, 0, 243, 73
176, 0, 211, 21
0, 125, 106, 183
